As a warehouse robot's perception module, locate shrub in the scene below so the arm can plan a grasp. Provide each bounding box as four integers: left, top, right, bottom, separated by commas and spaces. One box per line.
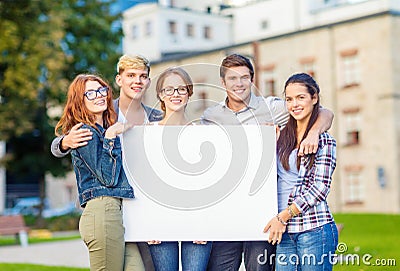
24, 213, 80, 231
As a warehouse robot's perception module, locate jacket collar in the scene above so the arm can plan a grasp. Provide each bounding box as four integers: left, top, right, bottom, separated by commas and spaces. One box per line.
113, 98, 163, 122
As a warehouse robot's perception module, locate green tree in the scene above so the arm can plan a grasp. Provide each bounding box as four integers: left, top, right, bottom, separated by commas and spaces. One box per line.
61, 0, 122, 86
0, 0, 67, 139
0, 0, 122, 220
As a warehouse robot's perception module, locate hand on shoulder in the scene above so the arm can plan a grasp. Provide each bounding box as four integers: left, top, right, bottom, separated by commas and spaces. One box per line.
105, 122, 133, 139
62, 123, 93, 150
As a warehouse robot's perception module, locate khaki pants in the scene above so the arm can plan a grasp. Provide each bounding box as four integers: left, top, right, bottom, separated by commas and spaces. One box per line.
79, 196, 144, 271
125, 242, 146, 271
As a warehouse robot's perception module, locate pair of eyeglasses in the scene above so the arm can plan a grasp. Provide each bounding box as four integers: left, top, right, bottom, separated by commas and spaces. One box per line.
162, 86, 188, 96
84, 86, 108, 101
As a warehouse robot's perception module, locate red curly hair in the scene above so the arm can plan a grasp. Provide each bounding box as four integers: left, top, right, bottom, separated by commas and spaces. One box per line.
55, 74, 117, 136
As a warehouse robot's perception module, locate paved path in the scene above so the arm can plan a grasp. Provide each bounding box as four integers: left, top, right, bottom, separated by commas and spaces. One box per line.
0, 239, 89, 268
0, 239, 246, 270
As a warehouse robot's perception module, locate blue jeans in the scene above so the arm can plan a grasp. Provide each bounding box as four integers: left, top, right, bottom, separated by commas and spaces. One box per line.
149, 241, 212, 271
276, 222, 338, 271
207, 241, 276, 271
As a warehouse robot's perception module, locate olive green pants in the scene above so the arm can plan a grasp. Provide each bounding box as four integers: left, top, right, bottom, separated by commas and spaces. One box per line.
79, 196, 144, 271
125, 242, 146, 271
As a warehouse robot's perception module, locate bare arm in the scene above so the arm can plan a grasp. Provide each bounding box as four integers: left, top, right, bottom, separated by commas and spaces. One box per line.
263, 204, 300, 245
298, 108, 334, 156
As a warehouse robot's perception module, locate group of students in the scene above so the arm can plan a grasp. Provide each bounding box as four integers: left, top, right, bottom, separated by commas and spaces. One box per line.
52, 53, 338, 271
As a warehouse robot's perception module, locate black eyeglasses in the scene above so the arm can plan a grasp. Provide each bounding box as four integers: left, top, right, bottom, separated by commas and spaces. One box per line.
84, 86, 108, 101
162, 86, 188, 96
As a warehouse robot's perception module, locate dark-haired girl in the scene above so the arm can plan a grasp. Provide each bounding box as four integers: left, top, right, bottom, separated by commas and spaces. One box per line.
263, 73, 338, 271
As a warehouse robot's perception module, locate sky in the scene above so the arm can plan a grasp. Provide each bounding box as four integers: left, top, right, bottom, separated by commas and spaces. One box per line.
117, 0, 156, 11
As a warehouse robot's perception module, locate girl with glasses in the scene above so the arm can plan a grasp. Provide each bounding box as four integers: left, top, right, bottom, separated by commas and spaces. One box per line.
55, 74, 135, 271
147, 67, 212, 271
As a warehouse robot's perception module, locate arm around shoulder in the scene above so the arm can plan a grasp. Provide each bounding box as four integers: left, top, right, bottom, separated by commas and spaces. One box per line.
200, 107, 214, 125
298, 107, 334, 156
264, 96, 289, 127
314, 107, 334, 134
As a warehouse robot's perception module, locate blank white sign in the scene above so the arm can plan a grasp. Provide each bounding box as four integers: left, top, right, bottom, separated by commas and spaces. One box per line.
122, 125, 277, 241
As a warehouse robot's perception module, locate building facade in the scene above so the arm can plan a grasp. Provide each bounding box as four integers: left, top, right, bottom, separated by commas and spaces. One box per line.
122, 2, 232, 61
122, 0, 400, 62
4, 0, 398, 214
141, 4, 400, 213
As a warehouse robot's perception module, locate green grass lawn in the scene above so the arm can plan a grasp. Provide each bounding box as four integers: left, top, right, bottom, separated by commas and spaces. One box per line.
333, 213, 399, 271
0, 214, 398, 270
0, 234, 80, 246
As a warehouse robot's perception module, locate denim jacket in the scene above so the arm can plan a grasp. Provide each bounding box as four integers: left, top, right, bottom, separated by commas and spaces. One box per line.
113, 98, 163, 122
51, 100, 163, 158
71, 123, 134, 207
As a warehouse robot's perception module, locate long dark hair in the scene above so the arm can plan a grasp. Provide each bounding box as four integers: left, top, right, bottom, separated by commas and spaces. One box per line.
278, 73, 320, 170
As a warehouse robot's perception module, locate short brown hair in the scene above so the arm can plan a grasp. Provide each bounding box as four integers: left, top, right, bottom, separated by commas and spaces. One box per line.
220, 54, 255, 80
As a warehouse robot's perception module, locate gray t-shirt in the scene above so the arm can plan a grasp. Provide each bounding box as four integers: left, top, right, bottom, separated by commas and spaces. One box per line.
201, 92, 289, 126
277, 149, 298, 212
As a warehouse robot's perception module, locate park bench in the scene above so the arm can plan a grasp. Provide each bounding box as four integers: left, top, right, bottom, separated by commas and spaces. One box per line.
0, 214, 29, 246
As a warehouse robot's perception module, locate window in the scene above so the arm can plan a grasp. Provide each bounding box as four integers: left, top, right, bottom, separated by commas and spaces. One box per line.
186, 24, 194, 37
340, 49, 360, 87
343, 108, 361, 145
144, 21, 152, 37
169, 21, 177, 35
203, 26, 211, 39
259, 65, 276, 96
263, 71, 276, 96
264, 78, 275, 96
199, 91, 208, 112
131, 25, 138, 40
345, 171, 364, 204
300, 57, 316, 77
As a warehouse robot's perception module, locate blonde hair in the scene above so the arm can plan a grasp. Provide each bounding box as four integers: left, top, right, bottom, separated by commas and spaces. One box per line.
117, 54, 150, 75
55, 74, 117, 136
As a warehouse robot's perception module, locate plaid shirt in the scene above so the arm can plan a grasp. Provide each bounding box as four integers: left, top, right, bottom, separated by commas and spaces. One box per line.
286, 132, 336, 233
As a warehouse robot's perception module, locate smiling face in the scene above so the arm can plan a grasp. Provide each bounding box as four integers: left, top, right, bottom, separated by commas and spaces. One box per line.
159, 74, 189, 113
222, 66, 253, 108
284, 82, 318, 124
84, 80, 108, 123
116, 67, 150, 102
